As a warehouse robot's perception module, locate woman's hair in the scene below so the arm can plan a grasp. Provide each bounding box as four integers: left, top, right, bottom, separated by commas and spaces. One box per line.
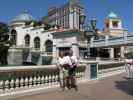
59, 51, 64, 57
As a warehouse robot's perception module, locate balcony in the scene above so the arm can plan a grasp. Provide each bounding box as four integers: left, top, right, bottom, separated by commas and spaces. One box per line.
90, 34, 133, 47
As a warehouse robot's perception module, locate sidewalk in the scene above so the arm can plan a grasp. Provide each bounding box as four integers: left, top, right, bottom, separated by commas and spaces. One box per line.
11, 74, 133, 100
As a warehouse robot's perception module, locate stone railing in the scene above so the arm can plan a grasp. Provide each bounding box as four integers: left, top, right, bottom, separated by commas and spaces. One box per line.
98, 66, 125, 78
0, 64, 86, 96
0, 61, 125, 99
90, 33, 133, 47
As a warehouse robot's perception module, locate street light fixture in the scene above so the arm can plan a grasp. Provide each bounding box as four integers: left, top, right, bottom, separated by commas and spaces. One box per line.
84, 18, 99, 58
79, 13, 86, 31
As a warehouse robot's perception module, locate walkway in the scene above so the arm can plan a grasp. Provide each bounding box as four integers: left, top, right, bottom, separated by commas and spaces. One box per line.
11, 74, 133, 100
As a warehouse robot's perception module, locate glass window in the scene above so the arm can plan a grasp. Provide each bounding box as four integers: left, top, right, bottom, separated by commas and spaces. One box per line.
11, 30, 17, 45
34, 37, 40, 49
25, 34, 30, 47
112, 21, 118, 28
45, 40, 53, 52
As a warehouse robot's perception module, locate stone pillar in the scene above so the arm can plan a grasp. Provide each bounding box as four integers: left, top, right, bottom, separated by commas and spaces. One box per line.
37, 55, 42, 65
90, 37, 94, 47
109, 48, 114, 59
82, 61, 98, 80
8, 48, 23, 66
84, 63, 91, 80
52, 45, 57, 64
72, 43, 79, 58
105, 35, 109, 46
120, 46, 125, 59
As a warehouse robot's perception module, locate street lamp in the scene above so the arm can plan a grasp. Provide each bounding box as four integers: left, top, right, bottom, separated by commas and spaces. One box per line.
84, 18, 99, 58
79, 13, 86, 31
90, 18, 97, 30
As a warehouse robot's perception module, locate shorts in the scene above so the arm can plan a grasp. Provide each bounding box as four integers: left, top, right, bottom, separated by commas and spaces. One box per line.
69, 67, 76, 76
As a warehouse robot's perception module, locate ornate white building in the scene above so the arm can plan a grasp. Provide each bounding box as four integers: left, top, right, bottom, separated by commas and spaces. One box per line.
8, 12, 55, 65
7, 11, 88, 65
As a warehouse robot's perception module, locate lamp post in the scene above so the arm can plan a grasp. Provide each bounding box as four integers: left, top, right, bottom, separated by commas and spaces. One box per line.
90, 18, 98, 39
84, 18, 99, 58
79, 13, 86, 31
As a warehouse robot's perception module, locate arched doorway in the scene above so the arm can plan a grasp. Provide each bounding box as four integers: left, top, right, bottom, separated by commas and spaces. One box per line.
11, 29, 17, 45
34, 37, 40, 49
24, 34, 30, 47
45, 40, 53, 52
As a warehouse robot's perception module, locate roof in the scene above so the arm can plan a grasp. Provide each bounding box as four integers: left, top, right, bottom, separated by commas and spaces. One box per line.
12, 11, 34, 23
107, 12, 118, 18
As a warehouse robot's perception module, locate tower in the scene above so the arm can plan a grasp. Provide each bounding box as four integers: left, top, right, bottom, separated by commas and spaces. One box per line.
104, 12, 124, 37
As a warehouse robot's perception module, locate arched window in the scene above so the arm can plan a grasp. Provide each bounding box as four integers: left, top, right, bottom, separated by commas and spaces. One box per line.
45, 40, 53, 52
24, 34, 30, 47
34, 37, 40, 49
11, 29, 17, 45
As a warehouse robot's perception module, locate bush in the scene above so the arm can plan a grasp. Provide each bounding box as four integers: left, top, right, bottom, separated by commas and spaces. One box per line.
42, 56, 53, 65
98, 63, 125, 70
125, 52, 133, 59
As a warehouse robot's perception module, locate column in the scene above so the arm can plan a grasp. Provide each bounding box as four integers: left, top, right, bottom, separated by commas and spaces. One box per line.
8, 47, 23, 66
109, 48, 114, 59
90, 37, 94, 47
72, 43, 79, 58
37, 55, 42, 65
105, 35, 109, 46
120, 46, 125, 59
52, 45, 57, 64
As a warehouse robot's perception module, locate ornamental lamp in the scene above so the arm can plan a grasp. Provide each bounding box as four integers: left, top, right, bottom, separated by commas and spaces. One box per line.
79, 13, 86, 25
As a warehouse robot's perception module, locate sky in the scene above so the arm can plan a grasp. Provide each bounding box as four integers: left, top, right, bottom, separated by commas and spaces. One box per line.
0, 0, 133, 32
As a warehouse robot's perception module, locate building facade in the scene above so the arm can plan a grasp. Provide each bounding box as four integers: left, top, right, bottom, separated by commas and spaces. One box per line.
42, 0, 84, 30
7, 1, 130, 66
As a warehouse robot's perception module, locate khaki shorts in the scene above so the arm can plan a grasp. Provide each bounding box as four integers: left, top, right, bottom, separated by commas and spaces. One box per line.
63, 68, 69, 77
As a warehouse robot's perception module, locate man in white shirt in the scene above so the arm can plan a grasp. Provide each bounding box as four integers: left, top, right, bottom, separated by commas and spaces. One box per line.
68, 50, 78, 91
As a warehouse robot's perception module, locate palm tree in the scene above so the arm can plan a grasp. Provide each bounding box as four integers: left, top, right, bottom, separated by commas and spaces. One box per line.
0, 22, 10, 65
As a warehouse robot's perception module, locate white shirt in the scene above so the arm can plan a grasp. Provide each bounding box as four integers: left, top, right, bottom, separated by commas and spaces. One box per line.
71, 56, 78, 66
63, 56, 72, 66
57, 57, 64, 66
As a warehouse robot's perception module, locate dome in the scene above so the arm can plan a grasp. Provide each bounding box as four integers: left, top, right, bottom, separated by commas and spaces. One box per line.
107, 12, 118, 18
12, 11, 34, 23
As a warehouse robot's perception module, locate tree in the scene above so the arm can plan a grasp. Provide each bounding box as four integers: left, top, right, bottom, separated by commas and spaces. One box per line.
0, 22, 10, 66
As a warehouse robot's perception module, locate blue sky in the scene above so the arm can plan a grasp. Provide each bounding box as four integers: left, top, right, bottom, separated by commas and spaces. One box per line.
0, 0, 133, 32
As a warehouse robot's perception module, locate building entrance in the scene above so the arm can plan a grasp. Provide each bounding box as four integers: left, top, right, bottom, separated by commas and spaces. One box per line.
58, 47, 71, 55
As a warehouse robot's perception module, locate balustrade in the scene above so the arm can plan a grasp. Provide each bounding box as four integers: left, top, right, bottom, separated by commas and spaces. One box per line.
91, 34, 133, 47
0, 64, 86, 94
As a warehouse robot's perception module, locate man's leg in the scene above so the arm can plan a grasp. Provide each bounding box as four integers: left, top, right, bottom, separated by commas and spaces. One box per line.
71, 75, 78, 90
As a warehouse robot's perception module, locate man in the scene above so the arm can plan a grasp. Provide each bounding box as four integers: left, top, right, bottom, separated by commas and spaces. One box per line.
68, 50, 78, 91
125, 59, 133, 79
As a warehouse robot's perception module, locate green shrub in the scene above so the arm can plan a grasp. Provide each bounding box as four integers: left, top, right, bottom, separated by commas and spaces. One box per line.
98, 63, 125, 70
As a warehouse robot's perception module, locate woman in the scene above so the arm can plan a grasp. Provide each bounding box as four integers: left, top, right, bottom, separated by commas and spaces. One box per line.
57, 51, 69, 91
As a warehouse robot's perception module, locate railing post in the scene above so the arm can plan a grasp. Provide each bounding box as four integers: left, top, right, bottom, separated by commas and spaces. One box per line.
124, 31, 128, 43
82, 61, 98, 80
90, 37, 94, 47
105, 35, 109, 46
85, 63, 91, 80
0, 81, 4, 93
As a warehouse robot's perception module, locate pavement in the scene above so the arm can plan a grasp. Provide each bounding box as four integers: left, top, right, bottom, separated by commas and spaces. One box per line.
11, 74, 133, 100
